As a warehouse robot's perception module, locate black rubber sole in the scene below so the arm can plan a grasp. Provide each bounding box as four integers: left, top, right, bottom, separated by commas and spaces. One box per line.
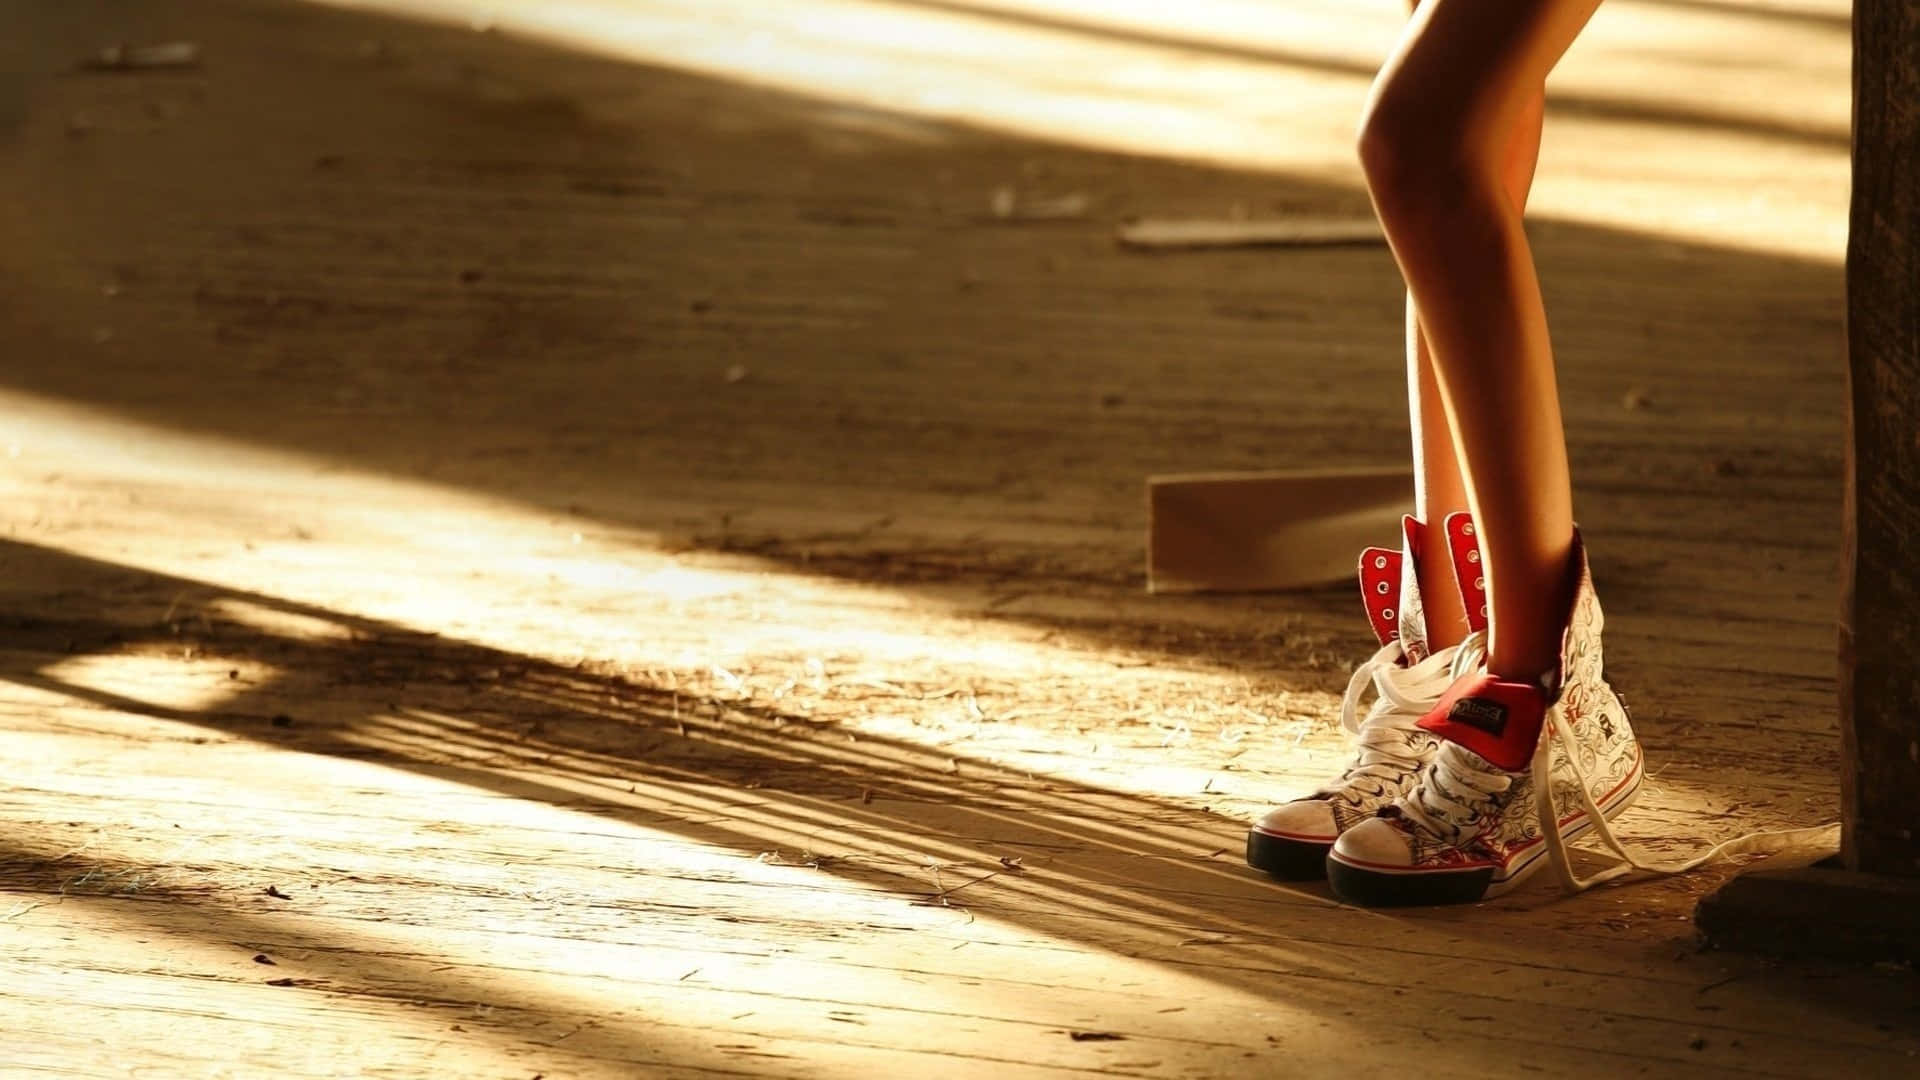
1246, 829, 1333, 881
1326, 857, 1496, 906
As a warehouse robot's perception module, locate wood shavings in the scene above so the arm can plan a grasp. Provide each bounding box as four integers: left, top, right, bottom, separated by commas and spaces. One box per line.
84, 42, 202, 72
1118, 217, 1380, 250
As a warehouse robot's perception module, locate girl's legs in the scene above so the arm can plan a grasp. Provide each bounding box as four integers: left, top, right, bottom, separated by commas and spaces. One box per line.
1246, 8, 1568, 884
1363, 0, 1603, 682
1406, 86, 1545, 652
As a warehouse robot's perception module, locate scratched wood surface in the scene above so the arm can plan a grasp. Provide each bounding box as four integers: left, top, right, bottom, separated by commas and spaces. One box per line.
1841, 0, 1920, 877
2, 1, 1912, 1077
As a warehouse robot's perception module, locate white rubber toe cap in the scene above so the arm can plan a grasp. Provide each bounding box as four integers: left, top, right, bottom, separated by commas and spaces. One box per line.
1330, 814, 1418, 869
1251, 799, 1338, 845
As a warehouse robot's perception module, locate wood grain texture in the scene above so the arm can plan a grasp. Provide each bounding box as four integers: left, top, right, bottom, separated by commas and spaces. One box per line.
0, 0, 1902, 1077
1146, 467, 1412, 592
1698, 859, 1920, 960
1841, 0, 1920, 876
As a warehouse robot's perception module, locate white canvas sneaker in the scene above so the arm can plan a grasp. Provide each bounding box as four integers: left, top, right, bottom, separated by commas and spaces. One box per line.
1246, 513, 1487, 879
1326, 531, 1646, 904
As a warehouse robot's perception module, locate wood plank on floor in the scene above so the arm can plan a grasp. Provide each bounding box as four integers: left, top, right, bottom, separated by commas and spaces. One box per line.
0, 1, 1904, 1078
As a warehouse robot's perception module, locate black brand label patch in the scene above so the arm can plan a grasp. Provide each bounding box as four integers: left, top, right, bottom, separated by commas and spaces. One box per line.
1448, 697, 1508, 737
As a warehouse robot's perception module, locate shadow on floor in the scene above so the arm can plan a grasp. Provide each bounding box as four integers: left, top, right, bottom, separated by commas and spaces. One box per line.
0, 0, 1845, 620
4, 536, 1913, 1068
869, 0, 1846, 150
0, 0, 1891, 1068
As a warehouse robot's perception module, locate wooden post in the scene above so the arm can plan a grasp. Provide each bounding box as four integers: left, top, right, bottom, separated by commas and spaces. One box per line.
1695, 0, 1920, 958
1840, 0, 1920, 878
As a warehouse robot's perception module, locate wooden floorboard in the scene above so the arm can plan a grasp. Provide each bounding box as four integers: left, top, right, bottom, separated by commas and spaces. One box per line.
2, 0, 1911, 1077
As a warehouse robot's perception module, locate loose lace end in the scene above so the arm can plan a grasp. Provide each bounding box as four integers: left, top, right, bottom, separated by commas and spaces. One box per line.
1534, 705, 1841, 893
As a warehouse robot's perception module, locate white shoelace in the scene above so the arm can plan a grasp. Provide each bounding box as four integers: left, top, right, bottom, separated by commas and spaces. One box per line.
1333, 632, 1485, 798
1532, 706, 1839, 891
1401, 740, 1513, 840
1396, 643, 1840, 888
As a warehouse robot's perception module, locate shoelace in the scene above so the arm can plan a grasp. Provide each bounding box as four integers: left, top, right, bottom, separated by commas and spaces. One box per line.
1333, 632, 1485, 798
1361, 631, 1512, 837
1398, 635, 1838, 888
1531, 705, 1838, 891
1401, 740, 1513, 840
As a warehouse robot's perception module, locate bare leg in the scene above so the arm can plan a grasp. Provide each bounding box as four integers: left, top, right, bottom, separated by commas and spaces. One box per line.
1362, 0, 1601, 682
1408, 85, 1544, 651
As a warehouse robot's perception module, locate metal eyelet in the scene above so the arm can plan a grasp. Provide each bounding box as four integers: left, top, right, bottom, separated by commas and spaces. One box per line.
1467, 549, 1481, 563
1382, 607, 1396, 621
1461, 522, 1475, 536
1474, 576, 1485, 590
1375, 581, 1390, 595
1373, 555, 1389, 570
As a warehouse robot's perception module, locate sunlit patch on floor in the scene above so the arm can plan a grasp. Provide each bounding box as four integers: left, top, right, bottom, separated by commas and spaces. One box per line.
301, 0, 1847, 259
33, 651, 269, 716
0, 2, 1894, 1072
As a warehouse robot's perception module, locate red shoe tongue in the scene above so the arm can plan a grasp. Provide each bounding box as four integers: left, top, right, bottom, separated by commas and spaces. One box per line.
1355, 516, 1434, 661
1395, 515, 1431, 662
1441, 512, 1489, 635
1356, 543, 1404, 650
1415, 672, 1549, 772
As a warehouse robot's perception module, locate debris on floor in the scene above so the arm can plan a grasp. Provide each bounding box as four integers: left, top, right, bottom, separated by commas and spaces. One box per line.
989, 186, 1090, 222
83, 42, 202, 72
1116, 217, 1381, 251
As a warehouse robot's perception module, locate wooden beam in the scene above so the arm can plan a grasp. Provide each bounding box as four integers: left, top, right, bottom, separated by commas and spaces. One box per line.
1146, 467, 1412, 593
1695, 857, 1920, 962
1840, 0, 1920, 877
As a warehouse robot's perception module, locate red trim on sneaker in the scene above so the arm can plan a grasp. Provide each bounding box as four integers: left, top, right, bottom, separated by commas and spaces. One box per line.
1442, 512, 1488, 634
1396, 516, 1434, 662
1356, 545, 1402, 648
1484, 754, 1644, 883
1330, 752, 1644, 877
1333, 847, 1496, 873
1250, 824, 1337, 844
1415, 673, 1549, 772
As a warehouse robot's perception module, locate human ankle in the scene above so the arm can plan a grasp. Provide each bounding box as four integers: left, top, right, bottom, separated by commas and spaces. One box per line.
1485, 550, 1579, 688
1413, 517, 1474, 650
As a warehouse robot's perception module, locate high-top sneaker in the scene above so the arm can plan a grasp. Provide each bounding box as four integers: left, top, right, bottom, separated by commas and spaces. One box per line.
1246, 513, 1488, 879
1326, 530, 1646, 905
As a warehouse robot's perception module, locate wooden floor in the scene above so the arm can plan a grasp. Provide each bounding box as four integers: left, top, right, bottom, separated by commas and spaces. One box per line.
3, 1, 1912, 1077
